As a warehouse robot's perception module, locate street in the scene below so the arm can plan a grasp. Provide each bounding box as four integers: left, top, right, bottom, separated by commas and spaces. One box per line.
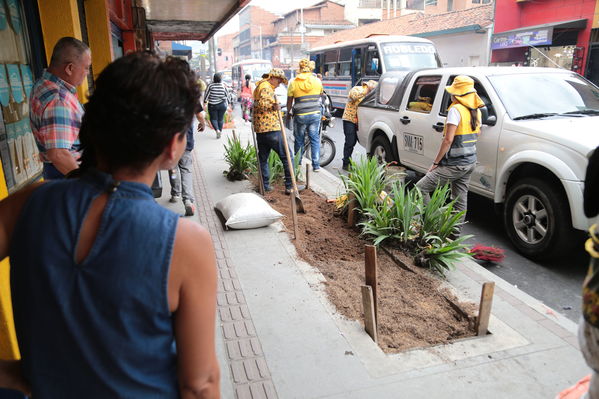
321, 117, 589, 322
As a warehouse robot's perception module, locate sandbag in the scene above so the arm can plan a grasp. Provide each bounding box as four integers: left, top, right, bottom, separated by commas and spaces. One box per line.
215, 192, 282, 230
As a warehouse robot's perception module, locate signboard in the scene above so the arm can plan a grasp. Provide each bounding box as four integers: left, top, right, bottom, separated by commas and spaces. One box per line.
492, 28, 553, 50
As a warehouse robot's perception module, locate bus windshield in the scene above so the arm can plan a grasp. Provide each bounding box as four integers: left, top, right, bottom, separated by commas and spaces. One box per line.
380, 42, 439, 71
245, 63, 272, 80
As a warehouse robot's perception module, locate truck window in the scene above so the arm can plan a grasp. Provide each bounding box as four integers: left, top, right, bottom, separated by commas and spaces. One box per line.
439, 76, 495, 119
406, 75, 441, 113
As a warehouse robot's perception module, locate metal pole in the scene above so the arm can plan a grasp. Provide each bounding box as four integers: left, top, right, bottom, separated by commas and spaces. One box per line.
259, 26, 263, 59
209, 37, 217, 76
300, 8, 304, 46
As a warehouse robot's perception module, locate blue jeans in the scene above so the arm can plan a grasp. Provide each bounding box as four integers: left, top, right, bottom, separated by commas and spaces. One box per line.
342, 120, 358, 166
293, 112, 321, 169
208, 101, 227, 132
256, 131, 293, 190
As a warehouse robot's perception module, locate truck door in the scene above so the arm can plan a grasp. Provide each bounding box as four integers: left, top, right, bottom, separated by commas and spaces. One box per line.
439, 75, 501, 195
397, 74, 444, 171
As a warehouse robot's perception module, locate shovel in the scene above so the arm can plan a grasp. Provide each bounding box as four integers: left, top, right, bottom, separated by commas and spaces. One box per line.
278, 110, 306, 213
249, 112, 265, 196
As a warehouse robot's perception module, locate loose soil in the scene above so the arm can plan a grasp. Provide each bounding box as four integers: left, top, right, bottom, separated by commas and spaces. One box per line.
261, 181, 477, 353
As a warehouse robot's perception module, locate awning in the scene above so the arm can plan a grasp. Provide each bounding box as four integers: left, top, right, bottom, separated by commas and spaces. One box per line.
141, 0, 251, 42
492, 19, 587, 50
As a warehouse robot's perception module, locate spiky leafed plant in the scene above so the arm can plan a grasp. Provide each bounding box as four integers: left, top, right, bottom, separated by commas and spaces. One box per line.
415, 234, 473, 277
223, 136, 256, 181
341, 157, 387, 215
267, 150, 284, 186
419, 184, 464, 243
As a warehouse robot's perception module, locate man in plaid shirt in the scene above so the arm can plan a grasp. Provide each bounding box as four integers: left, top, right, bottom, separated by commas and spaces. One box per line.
30, 37, 92, 179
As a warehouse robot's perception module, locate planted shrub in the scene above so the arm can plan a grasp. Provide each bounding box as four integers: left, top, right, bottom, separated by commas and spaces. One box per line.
267, 150, 284, 186
341, 157, 387, 215
360, 182, 472, 277
223, 136, 257, 181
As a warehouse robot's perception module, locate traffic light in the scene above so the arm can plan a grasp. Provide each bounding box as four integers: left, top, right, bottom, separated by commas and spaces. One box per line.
217, 48, 222, 56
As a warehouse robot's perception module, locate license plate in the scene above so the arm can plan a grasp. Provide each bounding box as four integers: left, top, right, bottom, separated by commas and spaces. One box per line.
403, 133, 423, 155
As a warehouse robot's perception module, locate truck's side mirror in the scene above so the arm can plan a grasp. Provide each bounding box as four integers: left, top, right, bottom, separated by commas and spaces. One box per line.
484, 115, 497, 126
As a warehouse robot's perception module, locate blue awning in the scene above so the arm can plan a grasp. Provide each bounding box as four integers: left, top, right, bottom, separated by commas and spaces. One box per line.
172, 42, 192, 51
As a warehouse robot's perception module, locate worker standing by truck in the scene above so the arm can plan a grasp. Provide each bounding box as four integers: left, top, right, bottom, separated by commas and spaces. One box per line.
415, 75, 484, 234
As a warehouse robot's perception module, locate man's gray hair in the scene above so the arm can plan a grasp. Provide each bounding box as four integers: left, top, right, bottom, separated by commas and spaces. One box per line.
50, 37, 90, 67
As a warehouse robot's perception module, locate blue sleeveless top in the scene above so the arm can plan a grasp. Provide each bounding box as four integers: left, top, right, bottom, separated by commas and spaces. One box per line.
9, 170, 180, 398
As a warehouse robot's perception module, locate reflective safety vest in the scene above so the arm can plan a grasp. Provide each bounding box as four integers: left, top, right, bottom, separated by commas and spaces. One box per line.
442, 103, 481, 166
288, 73, 323, 116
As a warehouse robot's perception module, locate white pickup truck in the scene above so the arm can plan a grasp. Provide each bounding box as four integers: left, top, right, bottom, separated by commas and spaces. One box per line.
357, 67, 599, 259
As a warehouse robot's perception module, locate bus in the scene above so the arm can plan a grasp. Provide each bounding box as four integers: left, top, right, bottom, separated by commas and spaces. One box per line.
231, 59, 273, 98
309, 36, 442, 109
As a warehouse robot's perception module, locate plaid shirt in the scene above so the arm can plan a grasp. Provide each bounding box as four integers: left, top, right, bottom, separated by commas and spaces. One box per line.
29, 71, 83, 162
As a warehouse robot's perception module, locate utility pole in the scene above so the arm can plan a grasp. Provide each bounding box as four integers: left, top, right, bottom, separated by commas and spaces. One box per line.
259, 26, 263, 59
209, 37, 217, 76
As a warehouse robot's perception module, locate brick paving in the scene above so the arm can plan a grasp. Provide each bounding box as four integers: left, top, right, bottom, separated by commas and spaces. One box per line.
191, 153, 278, 399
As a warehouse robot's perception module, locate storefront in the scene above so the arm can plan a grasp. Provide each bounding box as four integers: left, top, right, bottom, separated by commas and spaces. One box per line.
491, 19, 588, 73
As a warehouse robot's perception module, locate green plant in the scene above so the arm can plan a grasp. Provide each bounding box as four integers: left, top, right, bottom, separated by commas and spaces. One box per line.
360, 182, 421, 248
415, 235, 472, 277
267, 150, 284, 185
341, 157, 387, 214
223, 136, 256, 181
420, 184, 463, 243
359, 181, 472, 277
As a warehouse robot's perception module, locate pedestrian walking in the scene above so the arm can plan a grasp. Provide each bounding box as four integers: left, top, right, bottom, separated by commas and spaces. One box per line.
169, 104, 206, 216
415, 75, 485, 232
341, 80, 377, 170
0, 52, 220, 398
286, 59, 323, 172
204, 72, 228, 139
253, 68, 294, 194
240, 73, 255, 123
29, 37, 92, 179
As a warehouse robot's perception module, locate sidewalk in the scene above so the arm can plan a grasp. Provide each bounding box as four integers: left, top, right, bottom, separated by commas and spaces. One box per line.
159, 119, 590, 399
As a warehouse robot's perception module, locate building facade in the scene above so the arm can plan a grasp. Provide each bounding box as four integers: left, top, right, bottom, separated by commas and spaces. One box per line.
491, 0, 599, 83
270, 1, 355, 69
216, 32, 235, 71
234, 5, 279, 62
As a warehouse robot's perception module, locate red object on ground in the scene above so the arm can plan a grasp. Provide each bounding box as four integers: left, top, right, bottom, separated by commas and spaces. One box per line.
556, 374, 590, 399
469, 244, 505, 263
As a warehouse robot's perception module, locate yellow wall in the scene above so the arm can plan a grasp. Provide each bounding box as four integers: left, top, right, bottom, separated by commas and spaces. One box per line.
84, 0, 114, 81
594, 0, 599, 29
37, 0, 90, 101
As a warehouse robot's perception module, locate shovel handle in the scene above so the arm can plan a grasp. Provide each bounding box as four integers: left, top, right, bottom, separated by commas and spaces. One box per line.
278, 110, 300, 193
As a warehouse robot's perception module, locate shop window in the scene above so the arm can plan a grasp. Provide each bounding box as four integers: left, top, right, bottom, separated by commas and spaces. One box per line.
406, 75, 441, 114
0, 0, 43, 193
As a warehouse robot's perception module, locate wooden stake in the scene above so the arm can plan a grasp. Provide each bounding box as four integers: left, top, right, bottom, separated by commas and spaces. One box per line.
476, 282, 495, 336
290, 191, 298, 240
365, 245, 378, 323
361, 285, 378, 343
305, 164, 310, 190
232, 129, 237, 141
347, 192, 357, 227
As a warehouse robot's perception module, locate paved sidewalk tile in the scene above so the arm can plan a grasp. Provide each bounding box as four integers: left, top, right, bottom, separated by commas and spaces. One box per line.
191, 152, 279, 399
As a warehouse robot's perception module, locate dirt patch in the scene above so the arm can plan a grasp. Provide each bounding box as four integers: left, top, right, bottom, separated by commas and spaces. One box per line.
261, 181, 477, 353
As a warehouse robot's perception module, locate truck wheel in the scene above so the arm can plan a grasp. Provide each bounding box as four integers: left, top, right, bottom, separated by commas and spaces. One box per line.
370, 136, 393, 164
503, 178, 575, 260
